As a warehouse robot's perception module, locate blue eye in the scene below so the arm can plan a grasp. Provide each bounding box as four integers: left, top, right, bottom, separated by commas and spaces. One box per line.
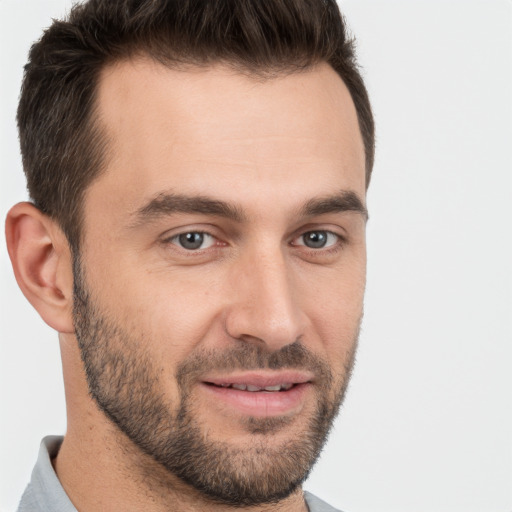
171, 232, 215, 250
298, 231, 338, 249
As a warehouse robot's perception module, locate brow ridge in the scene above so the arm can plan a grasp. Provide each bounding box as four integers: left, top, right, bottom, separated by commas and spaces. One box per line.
300, 190, 368, 220
131, 193, 247, 226
130, 189, 367, 227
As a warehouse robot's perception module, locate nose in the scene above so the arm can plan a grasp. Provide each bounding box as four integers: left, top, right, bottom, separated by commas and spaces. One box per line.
224, 248, 308, 351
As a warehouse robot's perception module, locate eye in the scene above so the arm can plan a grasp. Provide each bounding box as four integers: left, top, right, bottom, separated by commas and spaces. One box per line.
294, 230, 339, 249
170, 232, 216, 250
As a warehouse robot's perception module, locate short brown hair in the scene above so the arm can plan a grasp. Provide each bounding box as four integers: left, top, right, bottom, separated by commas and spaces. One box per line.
17, 0, 374, 250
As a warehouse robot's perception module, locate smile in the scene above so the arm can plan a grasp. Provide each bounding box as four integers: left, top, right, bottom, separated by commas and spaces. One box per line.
199, 371, 313, 417
206, 382, 295, 392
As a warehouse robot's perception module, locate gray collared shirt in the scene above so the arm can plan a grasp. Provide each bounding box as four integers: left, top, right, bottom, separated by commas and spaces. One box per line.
17, 436, 343, 512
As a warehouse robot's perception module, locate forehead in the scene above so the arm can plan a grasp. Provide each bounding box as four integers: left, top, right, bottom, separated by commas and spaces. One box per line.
89, 59, 365, 216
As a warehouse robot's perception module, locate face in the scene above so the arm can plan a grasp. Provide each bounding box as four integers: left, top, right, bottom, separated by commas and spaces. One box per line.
74, 59, 367, 505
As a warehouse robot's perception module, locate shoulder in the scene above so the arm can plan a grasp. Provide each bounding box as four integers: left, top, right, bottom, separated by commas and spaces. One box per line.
17, 436, 77, 512
17, 483, 37, 512
304, 490, 346, 512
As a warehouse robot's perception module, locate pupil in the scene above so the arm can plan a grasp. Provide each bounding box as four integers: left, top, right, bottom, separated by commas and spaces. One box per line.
179, 232, 203, 250
304, 231, 327, 248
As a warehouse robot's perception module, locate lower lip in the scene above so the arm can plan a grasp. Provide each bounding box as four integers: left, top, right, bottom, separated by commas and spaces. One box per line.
200, 382, 311, 417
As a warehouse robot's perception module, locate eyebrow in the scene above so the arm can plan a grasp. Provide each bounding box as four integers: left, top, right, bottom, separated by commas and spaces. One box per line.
130, 193, 246, 226
130, 189, 367, 227
300, 190, 368, 220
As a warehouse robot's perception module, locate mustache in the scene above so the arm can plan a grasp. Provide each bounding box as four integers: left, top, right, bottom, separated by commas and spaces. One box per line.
175, 340, 334, 391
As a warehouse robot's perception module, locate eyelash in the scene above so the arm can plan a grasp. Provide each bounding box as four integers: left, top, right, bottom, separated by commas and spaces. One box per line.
163, 229, 346, 255
168, 232, 218, 251
291, 231, 341, 250
292, 231, 347, 260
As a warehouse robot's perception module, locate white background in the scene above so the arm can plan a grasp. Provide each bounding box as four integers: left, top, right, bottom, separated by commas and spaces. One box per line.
1, 1, 511, 511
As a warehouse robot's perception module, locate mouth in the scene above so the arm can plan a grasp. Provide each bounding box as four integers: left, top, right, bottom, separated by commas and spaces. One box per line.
199, 371, 313, 417
205, 382, 295, 392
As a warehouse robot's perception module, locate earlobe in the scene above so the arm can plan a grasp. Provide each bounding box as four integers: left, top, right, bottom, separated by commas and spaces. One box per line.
5, 202, 75, 334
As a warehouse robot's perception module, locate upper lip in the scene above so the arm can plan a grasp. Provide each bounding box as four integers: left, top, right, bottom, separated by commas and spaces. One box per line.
202, 370, 314, 388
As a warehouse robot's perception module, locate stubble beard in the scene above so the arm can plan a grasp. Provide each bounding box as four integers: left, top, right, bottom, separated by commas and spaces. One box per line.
72, 259, 358, 506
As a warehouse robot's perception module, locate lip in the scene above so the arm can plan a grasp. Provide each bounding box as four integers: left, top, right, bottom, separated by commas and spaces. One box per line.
202, 370, 314, 388
200, 371, 313, 417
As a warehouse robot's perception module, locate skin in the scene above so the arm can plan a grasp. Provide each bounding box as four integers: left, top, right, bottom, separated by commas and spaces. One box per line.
6, 59, 367, 511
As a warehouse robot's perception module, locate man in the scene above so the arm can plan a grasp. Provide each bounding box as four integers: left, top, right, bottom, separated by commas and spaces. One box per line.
5, 0, 374, 510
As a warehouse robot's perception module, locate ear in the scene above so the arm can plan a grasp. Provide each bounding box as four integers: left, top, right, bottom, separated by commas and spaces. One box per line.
5, 202, 75, 333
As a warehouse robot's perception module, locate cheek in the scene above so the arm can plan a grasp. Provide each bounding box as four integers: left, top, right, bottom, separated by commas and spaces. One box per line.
111, 268, 227, 359
300, 259, 366, 354
79, 259, 217, 367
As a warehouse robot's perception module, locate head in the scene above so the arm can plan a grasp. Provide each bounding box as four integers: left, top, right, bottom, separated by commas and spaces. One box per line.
8, 0, 374, 507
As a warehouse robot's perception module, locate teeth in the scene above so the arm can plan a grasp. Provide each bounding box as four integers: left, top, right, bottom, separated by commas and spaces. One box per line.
226, 383, 294, 392
263, 385, 282, 391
